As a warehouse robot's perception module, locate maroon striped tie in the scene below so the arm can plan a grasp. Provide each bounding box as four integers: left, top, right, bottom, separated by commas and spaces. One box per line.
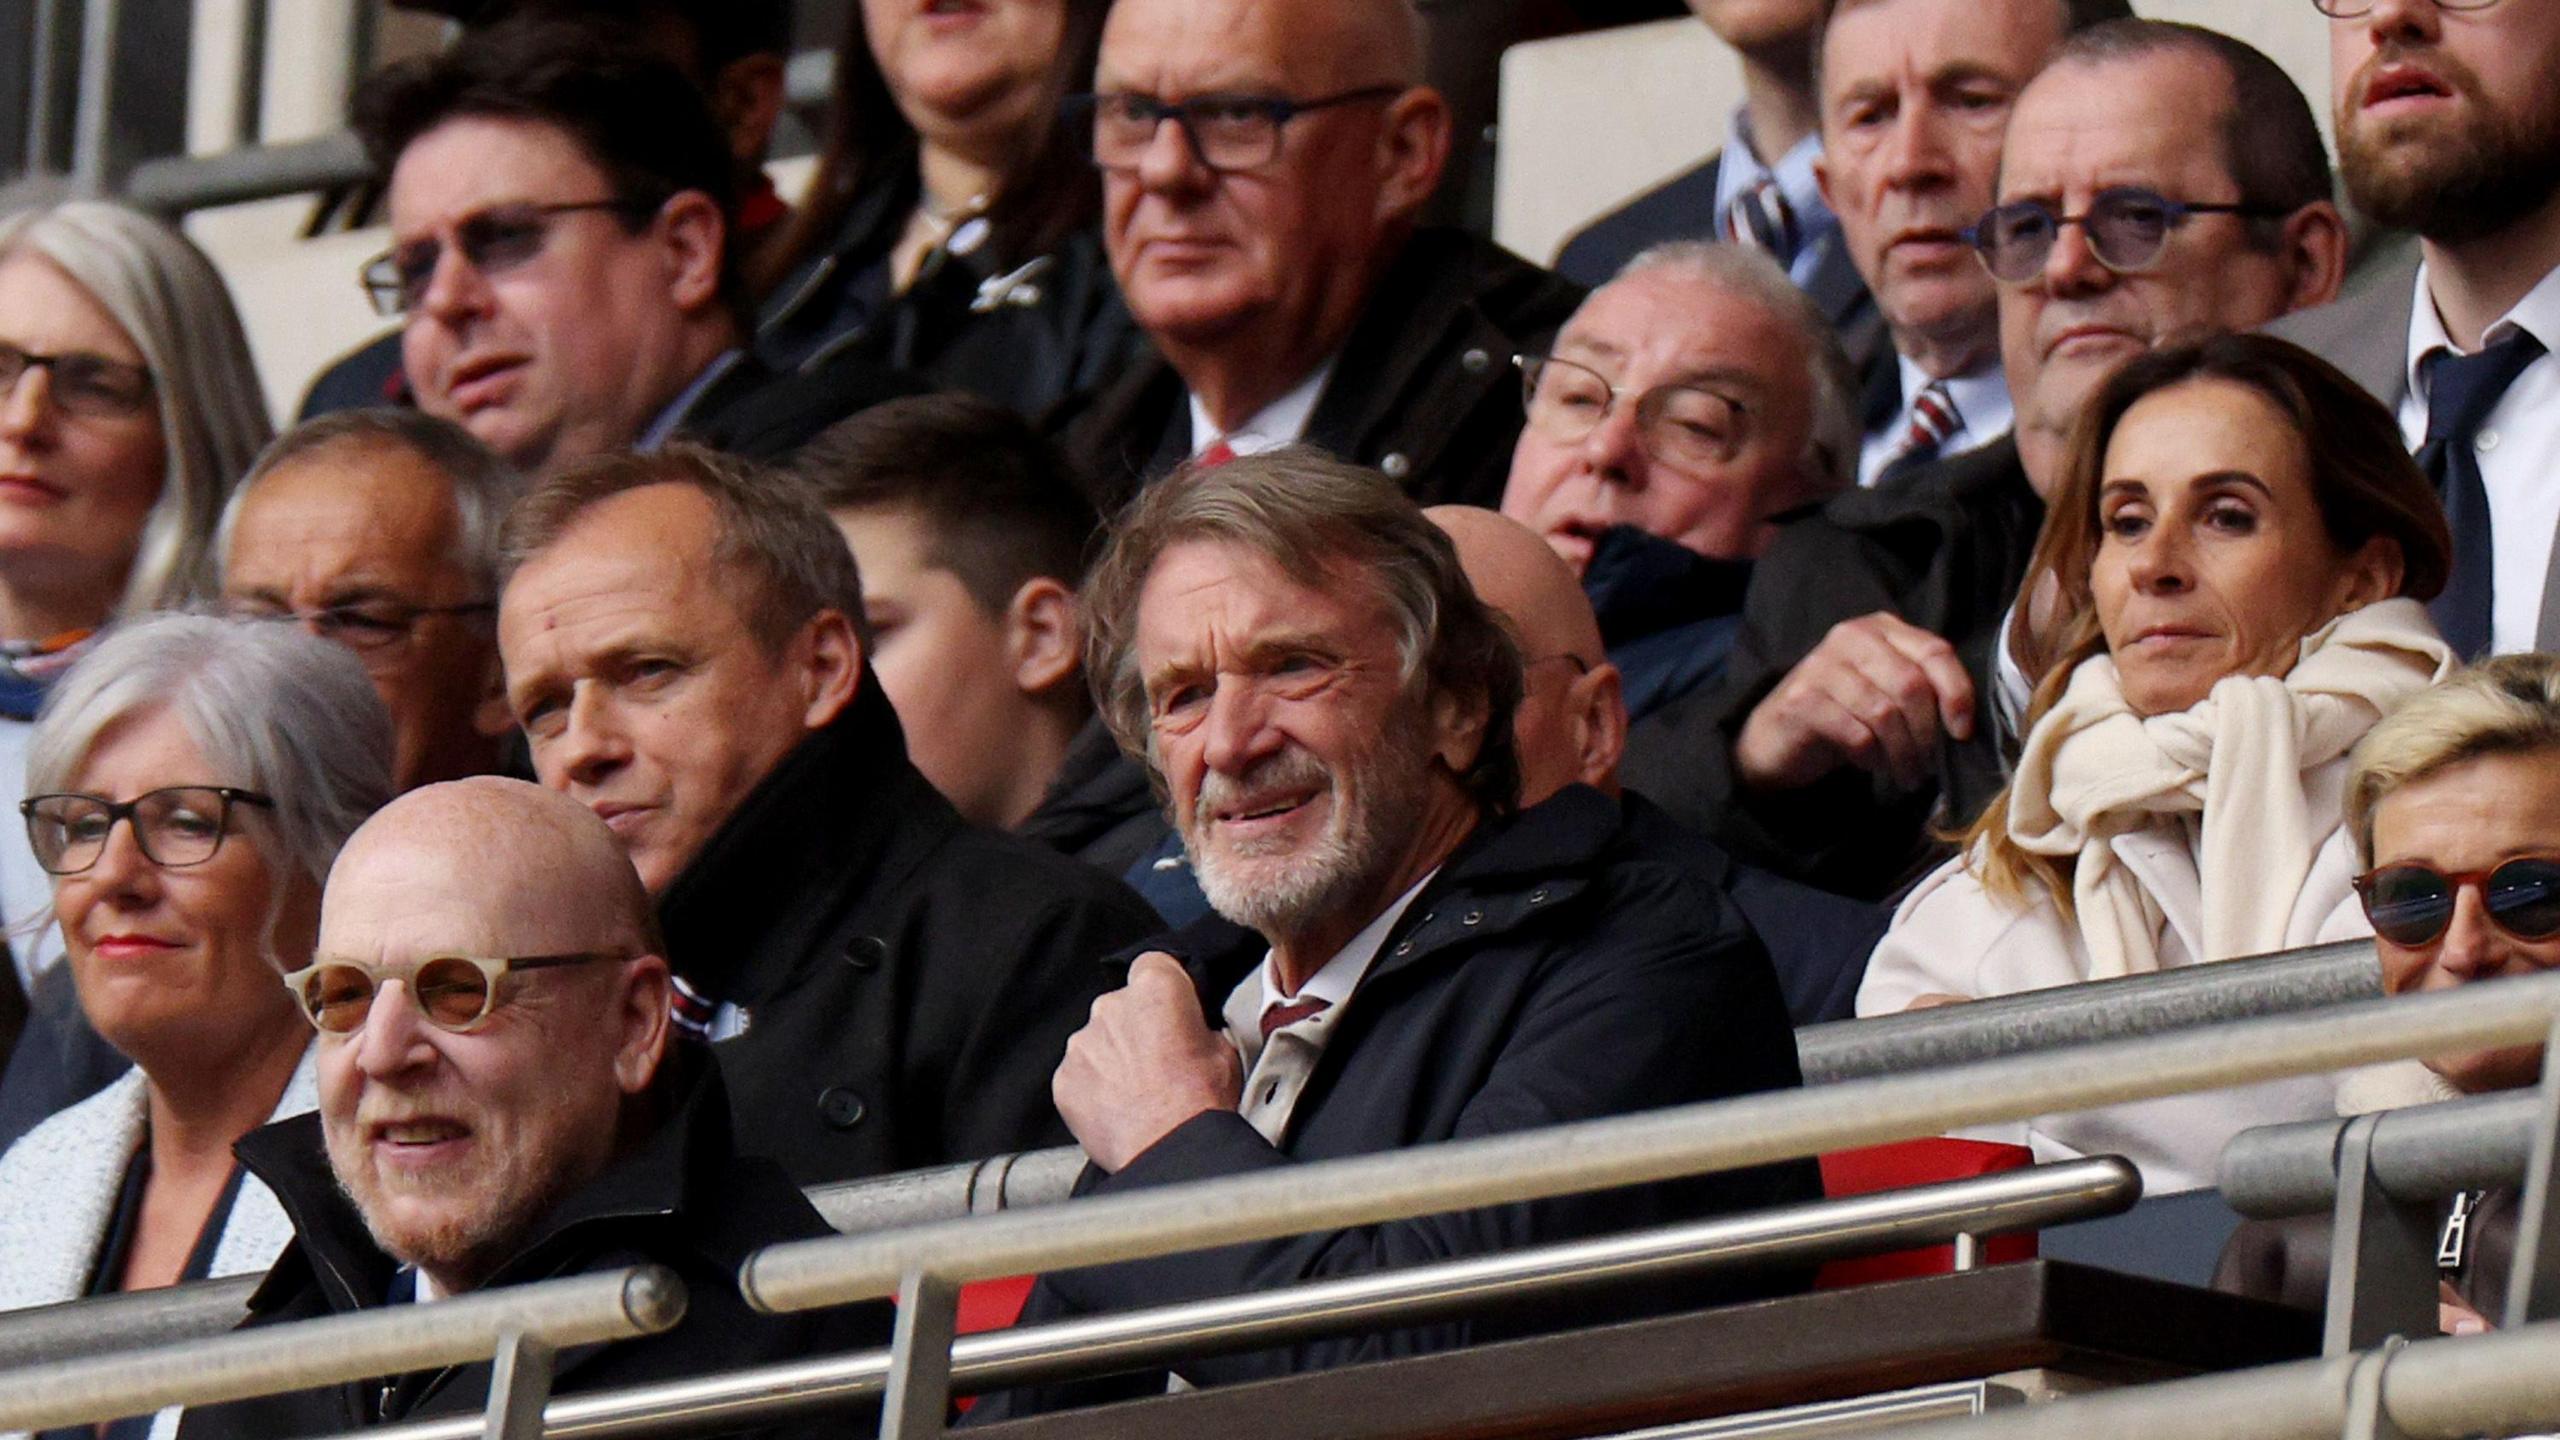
1259, 995, 1331, 1042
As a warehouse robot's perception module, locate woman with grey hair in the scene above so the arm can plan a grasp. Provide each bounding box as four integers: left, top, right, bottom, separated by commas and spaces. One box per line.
0, 615, 388, 1440
0, 200, 273, 987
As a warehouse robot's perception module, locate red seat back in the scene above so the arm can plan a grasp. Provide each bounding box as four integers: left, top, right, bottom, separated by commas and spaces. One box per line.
1814, 1138, 2038, 1288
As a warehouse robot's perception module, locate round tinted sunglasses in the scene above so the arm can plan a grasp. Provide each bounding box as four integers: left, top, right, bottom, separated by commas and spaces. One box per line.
284, 952, 626, 1034
2353, 857, 2560, 947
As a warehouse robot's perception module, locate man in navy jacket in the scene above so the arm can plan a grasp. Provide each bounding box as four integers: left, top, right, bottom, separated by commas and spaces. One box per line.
968, 450, 1818, 1419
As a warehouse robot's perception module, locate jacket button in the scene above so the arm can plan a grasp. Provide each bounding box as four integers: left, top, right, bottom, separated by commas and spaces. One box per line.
1381, 452, 1412, 480
844, 936, 887, 971
1462, 910, 1483, 926
818, 1087, 867, 1130
1461, 347, 1492, 374
1528, 889, 1548, 904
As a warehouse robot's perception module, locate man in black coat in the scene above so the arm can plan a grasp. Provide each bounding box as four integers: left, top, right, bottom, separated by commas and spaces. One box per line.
178, 779, 886, 1440
496, 445, 1159, 1187
969, 451, 1819, 1420
1055, 0, 1583, 512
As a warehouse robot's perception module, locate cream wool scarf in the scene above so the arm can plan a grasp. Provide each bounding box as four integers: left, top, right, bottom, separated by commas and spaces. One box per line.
2005, 597, 2453, 980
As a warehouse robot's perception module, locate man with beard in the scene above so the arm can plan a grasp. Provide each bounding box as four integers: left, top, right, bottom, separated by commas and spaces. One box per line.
1625, 20, 2348, 898
966, 450, 1817, 1419
2272, 0, 2560, 660
176, 779, 884, 1439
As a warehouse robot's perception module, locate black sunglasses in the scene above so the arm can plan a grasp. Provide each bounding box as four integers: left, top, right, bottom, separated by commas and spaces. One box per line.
2354, 857, 2560, 947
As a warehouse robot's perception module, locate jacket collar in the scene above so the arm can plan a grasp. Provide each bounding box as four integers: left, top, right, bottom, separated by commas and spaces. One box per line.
1018, 717, 1155, 854
1140, 785, 1626, 1016
656, 681, 960, 1005
1580, 526, 1752, 649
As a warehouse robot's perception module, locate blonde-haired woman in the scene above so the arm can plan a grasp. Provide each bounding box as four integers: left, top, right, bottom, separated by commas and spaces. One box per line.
1858, 333, 2456, 1192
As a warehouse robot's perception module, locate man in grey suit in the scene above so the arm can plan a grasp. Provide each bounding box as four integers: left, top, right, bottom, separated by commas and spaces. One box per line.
2270, 0, 2560, 657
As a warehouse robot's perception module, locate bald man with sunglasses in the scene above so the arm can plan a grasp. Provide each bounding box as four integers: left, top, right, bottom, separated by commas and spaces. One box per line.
176, 777, 884, 1440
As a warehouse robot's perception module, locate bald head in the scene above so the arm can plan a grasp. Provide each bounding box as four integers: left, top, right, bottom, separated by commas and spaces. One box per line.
1428, 506, 1624, 803
324, 776, 658, 963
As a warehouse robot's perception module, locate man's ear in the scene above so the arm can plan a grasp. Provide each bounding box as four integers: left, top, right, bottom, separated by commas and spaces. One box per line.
1569, 661, 1628, 792
613, 955, 675, 1095
2280, 200, 2351, 313
656, 190, 729, 314
1373, 88, 1452, 225
1813, 152, 1837, 219
708, 55, 786, 170
794, 608, 864, 729
1426, 682, 1492, 778
1004, 577, 1084, 699
473, 641, 513, 737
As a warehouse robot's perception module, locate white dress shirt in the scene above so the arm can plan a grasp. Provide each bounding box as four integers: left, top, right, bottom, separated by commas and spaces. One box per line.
1857, 357, 2014, 488
1186, 357, 1339, 460
2397, 261, 2560, 656
1217, 873, 1433, 1144
1711, 108, 1841, 293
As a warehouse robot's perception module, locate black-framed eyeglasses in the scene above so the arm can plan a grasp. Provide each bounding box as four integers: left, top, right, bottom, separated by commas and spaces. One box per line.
223, 598, 496, 654
359, 198, 659, 316
284, 952, 628, 1035
2355, 857, 2560, 948
21, 786, 275, 876
0, 342, 154, 420
1066, 86, 1405, 173
1965, 187, 2295, 284
1515, 353, 1752, 470
2313, 0, 2500, 15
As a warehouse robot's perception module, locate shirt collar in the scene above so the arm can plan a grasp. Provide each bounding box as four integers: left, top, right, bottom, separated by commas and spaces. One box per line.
636, 348, 746, 452
1712, 105, 1830, 238
2404, 259, 2560, 399
1187, 355, 1340, 458
1222, 870, 1436, 1053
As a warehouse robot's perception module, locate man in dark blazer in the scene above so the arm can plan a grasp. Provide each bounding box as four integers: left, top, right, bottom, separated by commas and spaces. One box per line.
1624, 21, 2352, 899
968, 451, 1818, 1420
2268, 0, 2560, 658
1056, 0, 1582, 511
177, 779, 886, 1440
494, 446, 1158, 1188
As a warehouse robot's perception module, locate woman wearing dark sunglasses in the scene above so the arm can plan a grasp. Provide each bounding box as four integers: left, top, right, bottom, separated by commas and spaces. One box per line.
1859, 334, 2456, 1193
0, 614, 389, 1440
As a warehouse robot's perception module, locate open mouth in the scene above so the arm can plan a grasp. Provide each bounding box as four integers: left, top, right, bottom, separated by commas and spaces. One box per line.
1223, 792, 1315, 826
2363, 64, 2453, 109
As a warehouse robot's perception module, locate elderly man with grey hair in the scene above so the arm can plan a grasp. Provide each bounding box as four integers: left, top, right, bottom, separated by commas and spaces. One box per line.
1500, 242, 1858, 723
219, 410, 522, 793
967, 449, 1818, 1420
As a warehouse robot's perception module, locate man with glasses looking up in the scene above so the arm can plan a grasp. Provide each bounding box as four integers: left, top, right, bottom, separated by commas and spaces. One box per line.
2272, 0, 2560, 661
1624, 20, 2348, 900
174, 777, 885, 1439
1056, 0, 1582, 510
219, 411, 523, 794
350, 17, 910, 478
1499, 242, 1859, 724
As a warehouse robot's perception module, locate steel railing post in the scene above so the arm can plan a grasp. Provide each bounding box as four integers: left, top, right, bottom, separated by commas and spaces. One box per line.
480, 1331, 556, 1440
2324, 1113, 2441, 1356
879, 1269, 957, 1440
2501, 1017, 2560, 1328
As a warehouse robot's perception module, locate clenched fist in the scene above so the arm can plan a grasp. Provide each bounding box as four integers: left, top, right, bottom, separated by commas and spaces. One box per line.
1054, 952, 1246, 1172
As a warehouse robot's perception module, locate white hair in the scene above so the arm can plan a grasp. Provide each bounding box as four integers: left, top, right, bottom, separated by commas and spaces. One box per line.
0, 201, 274, 615
27, 612, 394, 888
1617, 240, 1861, 494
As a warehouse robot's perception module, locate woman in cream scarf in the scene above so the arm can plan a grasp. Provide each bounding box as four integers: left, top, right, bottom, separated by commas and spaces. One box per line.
1858, 334, 2456, 1192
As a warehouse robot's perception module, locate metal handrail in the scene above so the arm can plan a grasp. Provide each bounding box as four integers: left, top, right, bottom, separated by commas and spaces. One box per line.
0, 1274, 258, 1372
742, 969, 2560, 1316
2221, 1090, 2543, 1218
0, 1265, 684, 1434
318, 1158, 2140, 1440
1829, 1321, 2560, 1440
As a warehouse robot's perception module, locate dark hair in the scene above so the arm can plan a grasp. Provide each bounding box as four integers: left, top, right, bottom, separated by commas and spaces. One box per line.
792, 394, 1100, 616
1969, 332, 2452, 909
500, 443, 867, 654
1082, 447, 1524, 819
439, 0, 792, 76
2044, 20, 2333, 250
353, 15, 746, 315
750, 0, 1109, 296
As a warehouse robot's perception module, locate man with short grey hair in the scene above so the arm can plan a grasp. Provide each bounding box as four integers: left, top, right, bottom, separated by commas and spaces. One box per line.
1500, 242, 1857, 721
221, 409, 521, 792
970, 450, 1815, 1418
495, 445, 1156, 1186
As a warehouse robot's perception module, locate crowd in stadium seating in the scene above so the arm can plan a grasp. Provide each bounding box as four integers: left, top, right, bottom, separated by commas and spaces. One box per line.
0, 0, 2551, 1428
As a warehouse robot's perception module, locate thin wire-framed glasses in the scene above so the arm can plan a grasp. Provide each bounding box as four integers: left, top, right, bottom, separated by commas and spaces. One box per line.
223, 598, 497, 654
1066, 86, 1404, 172
21, 786, 275, 875
359, 198, 657, 316
2312, 0, 2500, 15
1514, 353, 1751, 470
0, 342, 153, 420
284, 952, 629, 1035
1965, 187, 2293, 284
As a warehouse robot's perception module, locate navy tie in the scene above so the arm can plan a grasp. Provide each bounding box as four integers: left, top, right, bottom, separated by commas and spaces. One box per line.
2419, 332, 2545, 658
